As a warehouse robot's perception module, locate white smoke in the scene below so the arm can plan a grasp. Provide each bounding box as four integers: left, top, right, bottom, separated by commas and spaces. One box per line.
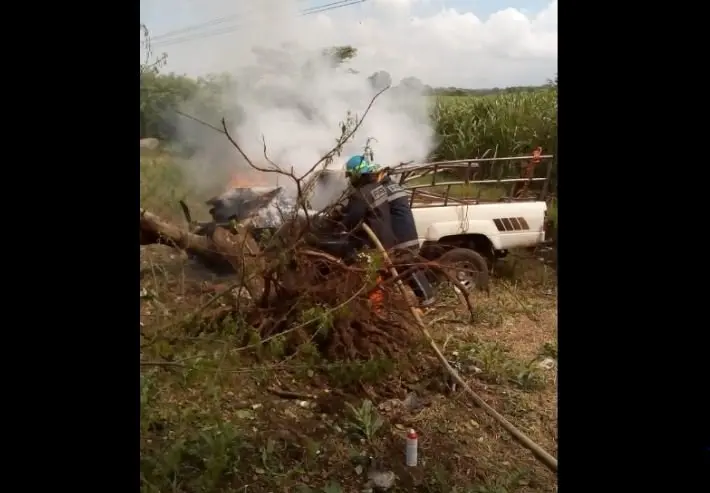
171, 0, 438, 206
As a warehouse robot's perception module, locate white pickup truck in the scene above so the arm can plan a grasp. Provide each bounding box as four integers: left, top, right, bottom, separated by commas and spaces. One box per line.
310, 153, 554, 291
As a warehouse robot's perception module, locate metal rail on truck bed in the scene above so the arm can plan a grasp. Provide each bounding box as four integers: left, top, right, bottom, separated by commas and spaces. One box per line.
388, 153, 554, 208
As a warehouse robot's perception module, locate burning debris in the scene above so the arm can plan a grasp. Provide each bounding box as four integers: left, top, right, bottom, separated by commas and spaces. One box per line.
206, 186, 293, 227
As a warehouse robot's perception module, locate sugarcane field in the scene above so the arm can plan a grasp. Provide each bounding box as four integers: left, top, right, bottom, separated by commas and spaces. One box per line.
139, 4, 558, 492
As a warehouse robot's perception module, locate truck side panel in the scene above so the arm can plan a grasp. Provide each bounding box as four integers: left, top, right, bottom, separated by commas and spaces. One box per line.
412, 201, 547, 250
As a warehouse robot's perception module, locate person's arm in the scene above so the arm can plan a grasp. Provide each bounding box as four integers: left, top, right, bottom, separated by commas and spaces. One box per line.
339, 191, 369, 232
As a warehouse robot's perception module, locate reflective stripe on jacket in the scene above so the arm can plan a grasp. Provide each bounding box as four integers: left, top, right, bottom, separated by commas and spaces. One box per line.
383, 179, 420, 250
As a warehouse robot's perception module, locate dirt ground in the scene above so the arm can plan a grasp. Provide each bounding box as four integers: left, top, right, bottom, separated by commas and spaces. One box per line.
140, 246, 557, 493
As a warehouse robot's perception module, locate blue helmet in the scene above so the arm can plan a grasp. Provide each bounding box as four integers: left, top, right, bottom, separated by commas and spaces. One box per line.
345, 155, 379, 175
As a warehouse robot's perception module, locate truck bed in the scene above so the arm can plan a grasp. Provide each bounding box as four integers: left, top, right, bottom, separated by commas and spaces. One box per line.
410, 191, 543, 207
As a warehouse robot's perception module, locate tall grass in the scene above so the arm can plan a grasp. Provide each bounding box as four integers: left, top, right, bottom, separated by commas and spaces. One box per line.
140, 150, 197, 220
432, 90, 557, 160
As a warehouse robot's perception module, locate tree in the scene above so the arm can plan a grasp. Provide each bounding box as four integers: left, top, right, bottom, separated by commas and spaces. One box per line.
399, 76, 425, 92
546, 73, 558, 88
140, 23, 173, 139
322, 45, 358, 66
140, 23, 167, 75
140, 72, 200, 139
368, 71, 392, 91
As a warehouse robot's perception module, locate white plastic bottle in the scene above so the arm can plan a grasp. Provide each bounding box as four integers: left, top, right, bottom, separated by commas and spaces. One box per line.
406, 428, 418, 467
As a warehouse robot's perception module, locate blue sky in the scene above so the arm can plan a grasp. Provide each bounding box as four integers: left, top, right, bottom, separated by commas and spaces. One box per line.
140, 0, 558, 88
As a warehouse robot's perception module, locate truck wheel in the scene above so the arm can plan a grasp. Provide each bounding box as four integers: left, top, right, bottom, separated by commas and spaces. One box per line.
437, 248, 490, 293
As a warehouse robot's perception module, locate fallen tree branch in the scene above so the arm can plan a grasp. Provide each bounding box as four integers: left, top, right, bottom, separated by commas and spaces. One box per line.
361, 223, 558, 474
211, 222, 264, 297
140, 209, 212, 251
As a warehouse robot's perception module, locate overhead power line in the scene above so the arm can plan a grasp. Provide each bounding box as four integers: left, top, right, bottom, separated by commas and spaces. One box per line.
148, 0, 366, 49
149, 0, 313, 43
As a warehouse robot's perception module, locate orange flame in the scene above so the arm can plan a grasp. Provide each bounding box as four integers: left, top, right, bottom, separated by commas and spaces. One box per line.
226, 170, 268, 190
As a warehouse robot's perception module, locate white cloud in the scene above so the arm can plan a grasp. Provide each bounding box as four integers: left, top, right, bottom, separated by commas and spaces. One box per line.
143, 0, 557, 88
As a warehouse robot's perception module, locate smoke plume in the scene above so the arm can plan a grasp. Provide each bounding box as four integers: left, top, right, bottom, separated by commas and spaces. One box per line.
171, 0, 438, 209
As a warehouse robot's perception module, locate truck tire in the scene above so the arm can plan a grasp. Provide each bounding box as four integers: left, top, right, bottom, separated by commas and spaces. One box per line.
437, 248, 490, 293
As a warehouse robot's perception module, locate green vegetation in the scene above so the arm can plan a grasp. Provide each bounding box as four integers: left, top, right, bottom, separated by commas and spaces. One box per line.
432, 90, 556, 160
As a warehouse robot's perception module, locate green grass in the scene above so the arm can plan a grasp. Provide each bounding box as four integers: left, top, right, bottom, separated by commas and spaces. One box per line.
140, 149, 217, 222
140, 150, 190, 218
432, 90, 557, 162
414, 89, 558, 201
546, 198, 557, 228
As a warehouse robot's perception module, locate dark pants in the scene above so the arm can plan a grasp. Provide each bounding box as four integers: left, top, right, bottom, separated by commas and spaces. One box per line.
392, 247, 436, 306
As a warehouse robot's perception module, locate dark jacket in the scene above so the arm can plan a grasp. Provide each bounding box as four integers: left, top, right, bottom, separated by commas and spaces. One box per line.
340, 181, 396, 250
382, 178, 420, 250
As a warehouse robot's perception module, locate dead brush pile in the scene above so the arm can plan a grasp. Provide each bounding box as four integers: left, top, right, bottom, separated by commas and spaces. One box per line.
249, 250, 418, 361
141, 206, 424, 362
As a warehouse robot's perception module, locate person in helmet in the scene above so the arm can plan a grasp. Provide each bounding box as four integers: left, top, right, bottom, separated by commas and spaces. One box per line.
336, 154, 397, 253
342, 155, 436, 307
